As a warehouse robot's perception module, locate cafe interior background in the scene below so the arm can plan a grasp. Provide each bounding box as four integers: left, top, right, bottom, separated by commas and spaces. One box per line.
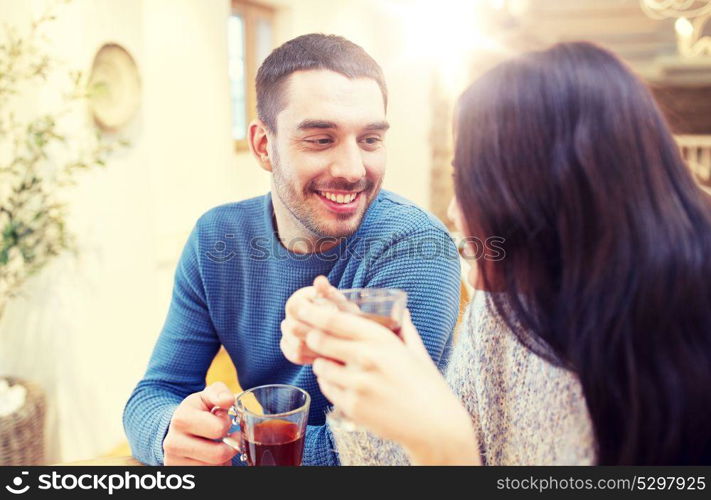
0, 0, 709, 465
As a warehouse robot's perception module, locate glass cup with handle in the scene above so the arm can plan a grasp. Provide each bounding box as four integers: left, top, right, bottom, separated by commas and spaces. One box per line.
212, 383, 310, 466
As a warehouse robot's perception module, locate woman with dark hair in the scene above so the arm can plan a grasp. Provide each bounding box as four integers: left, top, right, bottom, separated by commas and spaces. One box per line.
280, 41, 711, 465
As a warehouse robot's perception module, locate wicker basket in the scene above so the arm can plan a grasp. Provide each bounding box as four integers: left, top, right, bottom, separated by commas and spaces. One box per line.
0, 377, 46, 465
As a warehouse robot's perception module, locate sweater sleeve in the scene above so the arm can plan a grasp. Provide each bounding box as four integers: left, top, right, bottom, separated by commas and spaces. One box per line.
442, 298, 487, 463
122, 223, 221, 465
296, 423, 337, 465
326, 412, 411, 466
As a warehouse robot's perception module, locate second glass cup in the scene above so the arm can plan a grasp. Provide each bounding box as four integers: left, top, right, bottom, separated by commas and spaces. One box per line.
213, 383, 310, 466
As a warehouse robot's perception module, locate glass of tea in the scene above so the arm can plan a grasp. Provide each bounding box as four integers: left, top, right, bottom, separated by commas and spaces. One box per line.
320, 288, 407, 431
337, 288, 408, 337
213, 384, 310, 466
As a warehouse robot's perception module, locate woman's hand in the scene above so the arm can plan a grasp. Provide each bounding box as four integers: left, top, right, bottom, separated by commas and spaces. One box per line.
293, 296, 481, 465
280, 285, 320, 365
280, 276, 345, 365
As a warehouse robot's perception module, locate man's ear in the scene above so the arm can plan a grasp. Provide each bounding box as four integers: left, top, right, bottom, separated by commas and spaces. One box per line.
248, 119, 273, 173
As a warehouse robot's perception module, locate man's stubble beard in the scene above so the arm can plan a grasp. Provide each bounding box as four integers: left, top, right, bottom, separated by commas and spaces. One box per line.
270, 143, 381, 240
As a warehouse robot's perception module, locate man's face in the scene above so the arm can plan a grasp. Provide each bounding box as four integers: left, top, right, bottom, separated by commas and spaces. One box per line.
269, 69, 388, 240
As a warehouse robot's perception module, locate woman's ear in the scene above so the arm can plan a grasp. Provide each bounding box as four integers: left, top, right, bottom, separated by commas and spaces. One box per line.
248, 119, 272, 172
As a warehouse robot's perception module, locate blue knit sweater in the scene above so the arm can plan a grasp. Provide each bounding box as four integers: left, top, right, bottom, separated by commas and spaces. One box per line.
123, 190, 461, 466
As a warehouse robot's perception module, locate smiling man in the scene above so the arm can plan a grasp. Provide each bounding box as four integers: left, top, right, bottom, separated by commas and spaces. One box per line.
123, 34, 461, 466
258, 68, 388, 251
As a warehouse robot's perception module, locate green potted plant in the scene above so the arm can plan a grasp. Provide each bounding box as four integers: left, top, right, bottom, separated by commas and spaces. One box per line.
0, 3, 124, 465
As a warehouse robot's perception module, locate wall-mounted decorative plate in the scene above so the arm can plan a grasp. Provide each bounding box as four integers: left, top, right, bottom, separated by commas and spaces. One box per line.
87, 43, 141, 132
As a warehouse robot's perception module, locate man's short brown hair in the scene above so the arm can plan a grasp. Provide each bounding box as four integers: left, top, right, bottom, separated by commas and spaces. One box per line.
256, 33, 387, 132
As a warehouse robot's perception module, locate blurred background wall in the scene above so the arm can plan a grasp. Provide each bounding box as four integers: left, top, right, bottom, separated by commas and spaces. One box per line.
0, 0, 440, 463
0, 0, 709, 463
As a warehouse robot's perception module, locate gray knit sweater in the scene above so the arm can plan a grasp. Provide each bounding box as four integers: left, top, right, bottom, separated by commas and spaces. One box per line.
327, 291, 596, 465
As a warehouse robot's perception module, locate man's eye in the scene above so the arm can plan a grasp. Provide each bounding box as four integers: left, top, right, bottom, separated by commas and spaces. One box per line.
305, 138, 333, 145
361, 136, 383, 146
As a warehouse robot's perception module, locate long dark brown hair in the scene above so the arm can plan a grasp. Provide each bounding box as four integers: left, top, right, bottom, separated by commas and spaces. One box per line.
454, 41, 711, 464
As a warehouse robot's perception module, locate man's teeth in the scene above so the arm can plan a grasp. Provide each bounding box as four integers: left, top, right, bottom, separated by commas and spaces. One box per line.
319, 191, 357, 204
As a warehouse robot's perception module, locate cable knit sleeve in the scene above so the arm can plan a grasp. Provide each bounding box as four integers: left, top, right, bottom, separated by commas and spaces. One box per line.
443, 294, 488, 463
326, 410, 411, 466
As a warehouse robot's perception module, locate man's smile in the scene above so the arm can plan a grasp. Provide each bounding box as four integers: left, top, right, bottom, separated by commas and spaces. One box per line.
314, 189, 363, 215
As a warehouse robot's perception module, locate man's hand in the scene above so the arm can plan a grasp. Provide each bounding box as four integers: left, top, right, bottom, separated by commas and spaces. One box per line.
163, 382, 238, 466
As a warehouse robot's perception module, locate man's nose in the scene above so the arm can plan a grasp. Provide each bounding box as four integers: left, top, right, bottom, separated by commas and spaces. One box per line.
329, 142, 366, 182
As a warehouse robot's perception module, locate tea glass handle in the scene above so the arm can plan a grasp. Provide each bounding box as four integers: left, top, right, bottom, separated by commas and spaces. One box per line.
211, 405, 247, 463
